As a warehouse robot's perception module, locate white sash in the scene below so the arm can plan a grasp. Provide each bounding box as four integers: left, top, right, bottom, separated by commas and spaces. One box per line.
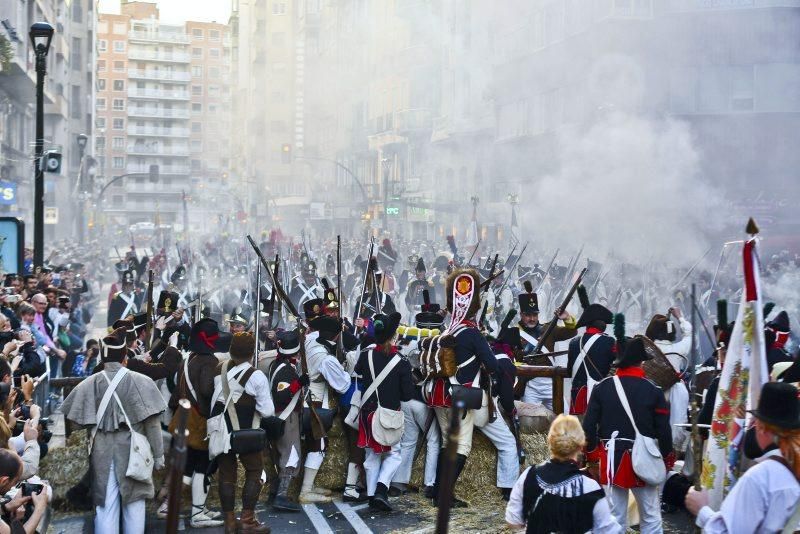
119, 292, 138, 319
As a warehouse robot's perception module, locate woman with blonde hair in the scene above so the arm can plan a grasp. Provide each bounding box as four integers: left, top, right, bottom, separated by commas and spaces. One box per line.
505, 414, 621, 533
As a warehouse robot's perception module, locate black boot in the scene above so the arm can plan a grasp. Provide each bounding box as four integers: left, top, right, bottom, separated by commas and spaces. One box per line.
447, 454, 469, 508
429, 449, 445, 506
369, 483, 392, 512
272, 469, 301, 513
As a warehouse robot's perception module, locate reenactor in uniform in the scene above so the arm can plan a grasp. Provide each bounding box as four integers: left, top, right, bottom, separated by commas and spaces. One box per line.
264, 330, 307, 512
107, 270, 141, 327
288, 259, 322, 313
567, 303, 615, 416
405, 257, 435, 313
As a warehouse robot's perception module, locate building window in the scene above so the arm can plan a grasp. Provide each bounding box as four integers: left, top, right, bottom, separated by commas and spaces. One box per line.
98, 39, 107, 52
112, 157, 125, 169
272, 32, 285, 46
192, 65, 202, 77
98, 21, 108, 34
113, 118, 125, 130
192, 47, 202, 58
96, 98, 107, 110
208, 85, 219, 96
273, 2, 287, 15
208, 104, 217, 113
191, 122, 202, 133
192, 28, 204, 39
113, 22, 127, 34
71, 85, 82, 118
192, 85, 202, 96
113, 80, 125, 91
113, 60, 125, 72
96, 117, 106, 128
191, 159, 202, 170
209, 29, 220, 41
192, 103, 202, 113
98, 60, 106, 72
96, 137, 106, 149
72, 0, 83, 22
209, 48, 220, 59
209, 66, 220, 78
191, 140, 202, 150
112, 137, 125, 149
112, 99, 125, 111
113, 40, 125, 52
98, 78, 106, 90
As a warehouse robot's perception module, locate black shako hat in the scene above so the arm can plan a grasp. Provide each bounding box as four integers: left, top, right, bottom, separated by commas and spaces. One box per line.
189, 318, 231, 354
613, 335, 652, 368
749, 382, 800, 430
277, 329, 301, 356
157, 290, 180, 313
373, 312, 401, 345
577, 303, 614, 329
303, 298, 325, 321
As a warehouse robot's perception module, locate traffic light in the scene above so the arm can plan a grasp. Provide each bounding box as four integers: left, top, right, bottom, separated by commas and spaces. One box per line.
149, 164, 159, 183
281, 144, 291, 164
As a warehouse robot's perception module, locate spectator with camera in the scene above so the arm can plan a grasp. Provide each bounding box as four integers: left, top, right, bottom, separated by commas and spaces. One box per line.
0, 449, 50, 534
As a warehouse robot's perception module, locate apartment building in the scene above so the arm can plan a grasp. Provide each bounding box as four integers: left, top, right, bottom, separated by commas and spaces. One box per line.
96, 1, 230, 231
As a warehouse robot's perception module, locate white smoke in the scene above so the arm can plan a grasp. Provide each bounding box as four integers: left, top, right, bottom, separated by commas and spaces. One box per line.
527, 110, 725, 266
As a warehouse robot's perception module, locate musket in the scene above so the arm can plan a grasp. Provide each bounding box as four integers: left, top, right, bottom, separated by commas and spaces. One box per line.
166, 398, 191, 534
689, 284, 703, 530
145, 270, 154, 351
534, 248, 560, 294
466, 238, 481, 267
175, 243, 184, 266
252, 262, 261, 366
114, 246, 123, 262
521, 348, 569, 363
435, 398, 464, 534
266, 255, 280, 330
495, 242, 527, 299
670, 246, 713, 292
246, 235, 327, 439
352, 237, 376, 325
532, 267, 587, 355
483, 254, 499, 294
335, 236, 345, 362
556, 245, 584, 305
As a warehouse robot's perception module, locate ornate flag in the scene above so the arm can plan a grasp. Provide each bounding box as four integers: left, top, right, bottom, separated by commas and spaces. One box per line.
701, 229, 768, 508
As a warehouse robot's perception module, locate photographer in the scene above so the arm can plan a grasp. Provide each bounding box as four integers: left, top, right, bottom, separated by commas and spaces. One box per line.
0, 449, 50, 534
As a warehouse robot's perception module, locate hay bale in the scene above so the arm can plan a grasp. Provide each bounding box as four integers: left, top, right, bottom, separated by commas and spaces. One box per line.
40, 429, 90, 505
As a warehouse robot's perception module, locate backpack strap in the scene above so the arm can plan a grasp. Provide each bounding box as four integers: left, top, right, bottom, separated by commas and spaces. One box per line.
88, 367, 129, 454
612, 376, 640, 436
571, 334, 601, 380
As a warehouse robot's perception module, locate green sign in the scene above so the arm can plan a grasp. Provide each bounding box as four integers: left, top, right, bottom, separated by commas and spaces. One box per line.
385, 206, 400, 216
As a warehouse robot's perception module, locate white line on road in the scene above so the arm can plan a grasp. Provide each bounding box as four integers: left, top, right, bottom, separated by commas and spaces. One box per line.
349, 503, 369, 511
334, 501, 374, 534
301, 504, 334, 534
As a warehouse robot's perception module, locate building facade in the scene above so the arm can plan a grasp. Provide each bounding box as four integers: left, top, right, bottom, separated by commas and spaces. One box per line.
95, 1, 230, 234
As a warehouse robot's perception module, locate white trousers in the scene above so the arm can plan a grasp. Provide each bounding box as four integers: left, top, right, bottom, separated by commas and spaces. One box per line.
363, 444, 402, 496
522, 378, 553, 411
475, 413, 519, 488
393, 400, 439, 487
95, 460, 146, 534
668, 382, 690, 451
608, 485, 662, 534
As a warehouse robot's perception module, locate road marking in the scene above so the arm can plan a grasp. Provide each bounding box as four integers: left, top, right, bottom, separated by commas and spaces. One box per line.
350, 503, 369, 511
301, 504, 334, 533
334, 501, 374, 534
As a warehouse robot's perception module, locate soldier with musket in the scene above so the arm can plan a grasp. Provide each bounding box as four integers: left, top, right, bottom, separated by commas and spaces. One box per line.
425, 269, 498, 507
513, 283, 577, 410
405, 257, 435, 313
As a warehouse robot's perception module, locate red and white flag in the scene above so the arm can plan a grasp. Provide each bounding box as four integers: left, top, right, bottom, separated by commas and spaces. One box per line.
701, 231, 768, 508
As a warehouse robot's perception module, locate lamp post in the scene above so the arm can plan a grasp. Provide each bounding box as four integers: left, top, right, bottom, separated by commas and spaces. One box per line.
29, 22, 54, 269
76, 133, 88, 244
381, 156, 391, 236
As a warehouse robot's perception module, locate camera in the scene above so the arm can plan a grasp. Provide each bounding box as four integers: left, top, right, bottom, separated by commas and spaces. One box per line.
20, 483, 43, 497
4, 295, 20, 304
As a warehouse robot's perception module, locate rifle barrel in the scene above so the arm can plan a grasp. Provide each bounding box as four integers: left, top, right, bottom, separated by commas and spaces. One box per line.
533, 267, 587, 355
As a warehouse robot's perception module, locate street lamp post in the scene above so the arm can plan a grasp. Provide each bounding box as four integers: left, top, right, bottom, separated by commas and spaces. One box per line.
381, 157, 391, 236
29, 22, 54, 269
76, 133, 88, 244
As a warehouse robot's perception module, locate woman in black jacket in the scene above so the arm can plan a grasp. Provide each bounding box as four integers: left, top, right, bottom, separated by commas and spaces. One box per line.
355, 312, 413, 512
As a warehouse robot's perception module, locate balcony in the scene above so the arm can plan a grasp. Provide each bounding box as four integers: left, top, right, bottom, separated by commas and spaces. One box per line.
129, 31, 190, 44
127, 164, 190, 175
127, 145, 190, 156
127, 126, 190, 137
127, 107, 190, 119
394, 109, 433, 134
128, 88, 190, 100
128, 69, 191, 82
128, 50, 190, 63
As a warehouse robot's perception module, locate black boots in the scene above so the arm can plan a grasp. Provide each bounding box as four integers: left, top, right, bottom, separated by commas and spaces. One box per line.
272, 469, 301, 513
431, 453, 469, 508
369, 482, 392, 512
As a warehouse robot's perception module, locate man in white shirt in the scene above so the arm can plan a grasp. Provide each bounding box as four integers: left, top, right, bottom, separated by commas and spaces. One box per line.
686, 382, 800, 533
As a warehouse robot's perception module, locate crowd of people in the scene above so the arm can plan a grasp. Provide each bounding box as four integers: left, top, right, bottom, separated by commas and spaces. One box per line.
10, 230, 792, 534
